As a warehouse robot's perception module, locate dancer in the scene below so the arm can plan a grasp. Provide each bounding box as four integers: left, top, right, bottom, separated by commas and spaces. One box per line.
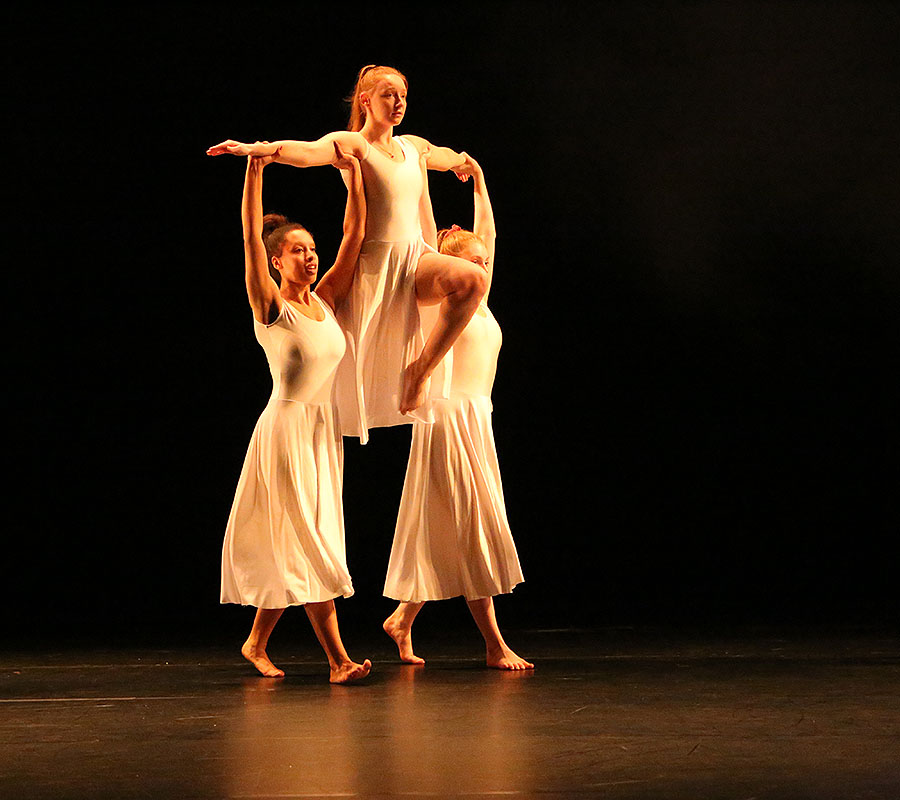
382, 156, 533, 671
220, 142, 371, 684
207, 65, 487, 442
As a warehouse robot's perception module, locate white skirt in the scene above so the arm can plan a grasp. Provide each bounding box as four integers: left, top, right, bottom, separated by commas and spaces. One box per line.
221, 399, 353, 608
334, 237, 451, 444
384, 394, 524, 602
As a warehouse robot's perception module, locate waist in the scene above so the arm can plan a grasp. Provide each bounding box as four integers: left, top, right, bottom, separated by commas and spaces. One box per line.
362, 227, 424, 245
268, 391, 335, 408
440, 390, 494, 403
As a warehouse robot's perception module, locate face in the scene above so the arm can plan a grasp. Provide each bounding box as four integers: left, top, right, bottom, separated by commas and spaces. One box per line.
362, 73, 408, 127
456, 241, 490, 273
272, 229, 318, 286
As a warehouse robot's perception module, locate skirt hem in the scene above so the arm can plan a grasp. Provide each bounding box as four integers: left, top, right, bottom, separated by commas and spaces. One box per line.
382, 580, 522, 604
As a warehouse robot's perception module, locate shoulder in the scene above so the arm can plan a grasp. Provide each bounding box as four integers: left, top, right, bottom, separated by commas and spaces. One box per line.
312, 291, 337, 319
400, 134, 430, 155
329, 130, 369, 159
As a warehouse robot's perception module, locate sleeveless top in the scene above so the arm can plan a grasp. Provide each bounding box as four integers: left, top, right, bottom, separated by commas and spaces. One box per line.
254, 294, 346, 405
420, 301, 501, 399
358, 136, 423, 242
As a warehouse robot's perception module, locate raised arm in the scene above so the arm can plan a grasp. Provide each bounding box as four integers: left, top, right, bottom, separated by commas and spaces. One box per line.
455, 154, 497, 296
418, 147, 438, 249
242, 154, 282, 325
315, 142, 367, 312
208, 131, 368, 167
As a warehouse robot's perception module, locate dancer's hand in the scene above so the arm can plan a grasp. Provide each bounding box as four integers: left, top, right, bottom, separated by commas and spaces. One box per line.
247, 153, 278, 172
331, 140, 358, 171
452, 152, 481, 182
207, 139, 279, 157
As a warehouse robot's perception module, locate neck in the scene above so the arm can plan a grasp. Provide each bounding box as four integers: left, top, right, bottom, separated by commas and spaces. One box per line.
360, 117, 394, 146
280, 281, 314, 305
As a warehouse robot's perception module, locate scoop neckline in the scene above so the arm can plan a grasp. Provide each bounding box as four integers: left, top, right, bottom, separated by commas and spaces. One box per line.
366, 135, 407, 164
284, 293, 327, 323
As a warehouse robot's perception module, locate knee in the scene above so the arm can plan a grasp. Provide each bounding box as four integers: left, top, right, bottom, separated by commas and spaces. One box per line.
448, 261, 487, 304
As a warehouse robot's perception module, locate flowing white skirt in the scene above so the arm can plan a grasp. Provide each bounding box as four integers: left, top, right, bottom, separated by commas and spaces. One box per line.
384, 394, 524, 602
334, 237, 450, 444
221, 399, 353, 608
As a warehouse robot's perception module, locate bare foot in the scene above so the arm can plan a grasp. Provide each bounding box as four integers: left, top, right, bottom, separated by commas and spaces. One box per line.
487, 646, 534, 671
383, 616, 425, 665
330, 659, 372, 684
241, 641, 285, 677
400, 361, 428, 414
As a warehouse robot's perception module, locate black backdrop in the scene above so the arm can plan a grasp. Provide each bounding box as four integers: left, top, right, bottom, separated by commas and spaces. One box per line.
7, 3, 899, 646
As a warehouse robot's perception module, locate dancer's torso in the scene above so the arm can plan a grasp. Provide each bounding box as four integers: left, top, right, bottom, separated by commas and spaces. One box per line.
254, 295, 346, 405
359, 136, 423, 242
422, 302, 502, 398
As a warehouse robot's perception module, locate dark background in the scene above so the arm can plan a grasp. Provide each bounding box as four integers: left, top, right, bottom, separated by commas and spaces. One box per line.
7, 3, 899, 648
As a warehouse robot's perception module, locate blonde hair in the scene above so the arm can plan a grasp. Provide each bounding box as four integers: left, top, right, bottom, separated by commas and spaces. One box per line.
345, 64, 409, 132
436, 225, 484, 257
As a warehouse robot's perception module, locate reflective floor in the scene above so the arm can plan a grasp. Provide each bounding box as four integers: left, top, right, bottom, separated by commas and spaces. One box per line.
2, 627, 898, 798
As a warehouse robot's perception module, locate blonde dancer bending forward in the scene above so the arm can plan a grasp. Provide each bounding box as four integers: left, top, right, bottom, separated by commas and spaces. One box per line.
220, 144, 371, 684
382, 156, 533, 671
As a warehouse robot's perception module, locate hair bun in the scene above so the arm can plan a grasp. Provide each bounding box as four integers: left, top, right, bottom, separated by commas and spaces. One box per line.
262, 213, 291, 238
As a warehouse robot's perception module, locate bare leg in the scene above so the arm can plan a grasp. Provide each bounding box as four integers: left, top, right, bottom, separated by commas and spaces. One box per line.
305, 600, 372, 684
401, 252, 487, 413
242, 607, 286, 677
383, 602, 427, 665
466, 597, 534, 670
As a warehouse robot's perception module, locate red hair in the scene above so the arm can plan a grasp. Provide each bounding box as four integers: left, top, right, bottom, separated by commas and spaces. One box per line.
345, 64, 409, 132
436, 225, 484, 257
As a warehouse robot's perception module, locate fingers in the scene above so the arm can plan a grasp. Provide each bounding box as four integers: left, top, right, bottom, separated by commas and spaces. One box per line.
331, 139, 358, 170
206, 139, 239, 156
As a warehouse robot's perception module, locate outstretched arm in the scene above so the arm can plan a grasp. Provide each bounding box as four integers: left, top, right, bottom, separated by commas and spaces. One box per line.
208, 131, 367, 166
242, 154, 282, 325
455, 154, 496, 297
315, 142, 367, 312
404, 134, 466, 172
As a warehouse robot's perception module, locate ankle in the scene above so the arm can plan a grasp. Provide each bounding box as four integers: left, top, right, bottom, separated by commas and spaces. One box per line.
485, 640, 509, 657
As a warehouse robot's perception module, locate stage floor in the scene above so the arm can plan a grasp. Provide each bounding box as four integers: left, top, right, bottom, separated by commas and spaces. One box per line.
2, 627, 898, 799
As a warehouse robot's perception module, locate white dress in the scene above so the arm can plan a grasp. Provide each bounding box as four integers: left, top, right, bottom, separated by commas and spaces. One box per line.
334, 135, 450, 444
221, 295, 353, 608
383, 301, 524, 601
